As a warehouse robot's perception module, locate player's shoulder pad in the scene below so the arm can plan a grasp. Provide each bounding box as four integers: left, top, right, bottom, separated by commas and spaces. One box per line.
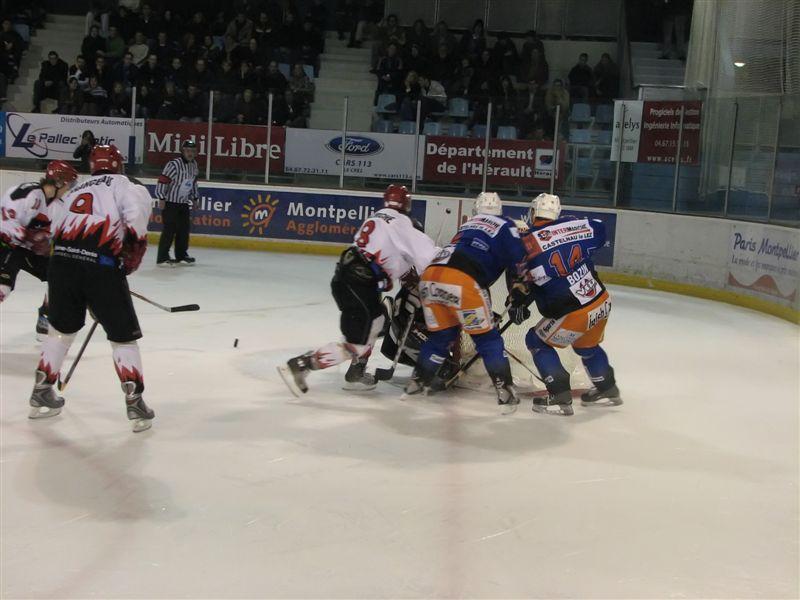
9, 182, 41, 200
125, 175, 146, 187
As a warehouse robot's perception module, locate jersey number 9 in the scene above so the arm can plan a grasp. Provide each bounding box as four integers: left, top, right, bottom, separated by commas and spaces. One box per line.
69, 193, 94, 215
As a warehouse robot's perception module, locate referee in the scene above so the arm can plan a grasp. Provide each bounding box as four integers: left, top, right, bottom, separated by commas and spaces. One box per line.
156, 140, 199, 266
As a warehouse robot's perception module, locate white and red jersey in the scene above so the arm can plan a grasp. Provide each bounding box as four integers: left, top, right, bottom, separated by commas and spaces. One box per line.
52, 174, 152, 264
0, 182, 62, 255
353, 208, 439, 281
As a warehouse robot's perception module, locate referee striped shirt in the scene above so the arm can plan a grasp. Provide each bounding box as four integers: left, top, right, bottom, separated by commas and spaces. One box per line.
155, 157, 199, 205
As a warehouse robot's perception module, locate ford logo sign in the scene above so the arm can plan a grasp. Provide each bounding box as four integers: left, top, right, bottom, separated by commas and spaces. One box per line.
326, 136, 383, 156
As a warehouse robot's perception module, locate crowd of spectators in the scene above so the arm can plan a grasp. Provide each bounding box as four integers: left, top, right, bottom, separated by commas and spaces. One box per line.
369, 17, 620, 140
36, 2, 331, 127
0, 2, 47, 104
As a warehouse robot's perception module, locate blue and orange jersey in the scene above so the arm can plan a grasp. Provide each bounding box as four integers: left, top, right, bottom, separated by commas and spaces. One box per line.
521, 215, 607, 318
431, 213, 527, 288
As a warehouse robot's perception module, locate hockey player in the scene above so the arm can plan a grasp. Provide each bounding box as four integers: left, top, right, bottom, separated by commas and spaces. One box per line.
27, 145, 156, 433
0, 161, 79, 337
411, 192, 527, 412
279, 184, 438, 395
516, 193, 621, 416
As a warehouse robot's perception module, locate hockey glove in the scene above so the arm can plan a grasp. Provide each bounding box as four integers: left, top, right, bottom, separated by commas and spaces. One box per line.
121, 234, 147, 275
506, 280, 532, 325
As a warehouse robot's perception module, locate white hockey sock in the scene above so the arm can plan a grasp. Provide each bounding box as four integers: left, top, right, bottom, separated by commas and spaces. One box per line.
111, 341, 145, 393
37, 328, 76, 384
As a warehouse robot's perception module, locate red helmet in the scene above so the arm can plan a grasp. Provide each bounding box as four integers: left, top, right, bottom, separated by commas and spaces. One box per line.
45, 160, 78, 187
89, 144, 124, 175
383, 184, 411, 213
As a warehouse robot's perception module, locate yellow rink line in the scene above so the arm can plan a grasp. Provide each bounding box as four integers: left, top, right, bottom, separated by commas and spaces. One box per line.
147, 233, 800, 325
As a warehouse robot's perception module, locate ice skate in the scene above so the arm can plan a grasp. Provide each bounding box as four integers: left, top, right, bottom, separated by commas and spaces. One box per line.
342, 358, 376, 391
122, 382, 154, 432
581, 384, 622, 406
278, 353, 313, 396
496, 383, 521, 415
29, 370, 65, 419
532, 390, 574, 416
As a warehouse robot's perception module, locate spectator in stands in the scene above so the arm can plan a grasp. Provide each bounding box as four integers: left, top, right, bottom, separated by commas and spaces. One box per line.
289, 63, 314, 103
188, 58, 213, 92
107, 81, 130, 117
111, 51, 138, 91
91, 55, 113, 91
161, 9, 181, 42
129, 32, 150, 66
110, 6, 135, 44
234, 37, 261, 69
520, 30, 545, 60
235, 60, 258, 94
165, 56, 187, 90
58, 77, 83, 115
299, 18, 324, 59
417, 74, 447, 121
254, 12, 279, 53
180, 84, 206, 122
73, 130, 97, 172
448, 59, 474, 99
493, 33, 519, 76
405, 44, 429, 78
430, 20, 457, 55
199, 35, 223, 68
336, 0, 358, 42
214, 59, 239, 97
188, 11, 209, 43
82, 74, 109, 115
495, 75, 518, 126
660, 0, 691, 59
137, 4, 160, 42
430, 43, 458, 90
277, 12, 302, 63
34, 51, 68, 112
153, 31, 177, 66
1, 19, 24, 67
105, 26, 126, 64
68, 55, 89, 90
397, 70, 420, 115
273, 89, 309, 127
0, 36, 20, 87
137, 54, 163, 89
82, 25, 105, 61
308, 0, 329, 32
373, 42, 403, 104
349, 0, 383, 48
593, 53, 619, 102
472, 48, 498, 100
181, 32, 200, 68
234, 88, 263, 124
225, 12, 254, 57
568, 52, 593, 103
262, 60, 288, 95
544, 78, 570, 137
156, 80, 181, 119
136, 83, 161, 118
459, 19, 486, 63
406, 19, 430, 57
520, 47, 549, 87
374, 14, 405, 64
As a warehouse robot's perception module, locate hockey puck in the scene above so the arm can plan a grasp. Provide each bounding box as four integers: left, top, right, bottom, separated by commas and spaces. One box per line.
445, 208, 452, 214
233, 338, 239, 348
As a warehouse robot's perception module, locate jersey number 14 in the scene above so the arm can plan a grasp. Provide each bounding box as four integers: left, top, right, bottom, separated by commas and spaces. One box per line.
549, 243, 583, 277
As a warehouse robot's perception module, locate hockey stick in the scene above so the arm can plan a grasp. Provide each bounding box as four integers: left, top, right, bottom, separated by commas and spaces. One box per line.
57, 320, 99, 391
130, 290, 200, 313
375, 314, 415, 381
506, 347, 545, 383
445, 317, 515, 387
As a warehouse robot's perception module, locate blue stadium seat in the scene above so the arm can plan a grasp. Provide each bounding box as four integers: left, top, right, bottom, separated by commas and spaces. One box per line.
595, 130, 612, 145
398, 120, 416, 134
448, 97, 469, 119
373, 119, 393, 133
448, 122, 468, 137
423, 121, 442, 135
278, 63, 291, 78
375, 94, 397, 114
497, 126, 517, 139
472, 124, 487, 139
570, 129, 592, 143
570, 103, 592, 124
595, 104, 613, 124
576, 157, 594, 177
13, 23, 30, 44
303, 64, 315, 79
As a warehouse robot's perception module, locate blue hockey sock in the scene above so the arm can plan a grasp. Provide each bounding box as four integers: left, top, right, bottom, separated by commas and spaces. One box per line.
471, 329, 512, 384
525, 329, 570, 392
574, 346, 614, 388
418, 326, 459, 380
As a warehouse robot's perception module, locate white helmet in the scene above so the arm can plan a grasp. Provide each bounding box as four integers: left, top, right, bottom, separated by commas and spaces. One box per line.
531, 193, 562, 221
473, 192, 503, 216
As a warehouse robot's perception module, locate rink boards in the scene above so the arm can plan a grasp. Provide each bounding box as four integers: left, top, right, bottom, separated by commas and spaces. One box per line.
0, 169, 796, 323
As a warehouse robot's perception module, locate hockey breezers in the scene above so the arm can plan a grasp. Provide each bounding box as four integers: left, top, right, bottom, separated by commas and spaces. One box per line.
58, 320, 99, 391
130, 290, 200, 313
375, 313, 416, 381
445, 318, 515, 387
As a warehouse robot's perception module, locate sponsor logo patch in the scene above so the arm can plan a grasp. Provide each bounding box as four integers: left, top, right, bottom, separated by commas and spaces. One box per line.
420, 282, 462, 307
241, 194, 279, 235
326, 135, 384, 156
587, 299, 611, 329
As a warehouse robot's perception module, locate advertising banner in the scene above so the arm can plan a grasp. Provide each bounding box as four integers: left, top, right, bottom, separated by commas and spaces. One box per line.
423, 137, 565, 186
611, 100, 702, 164
144, 120, 286, 172
727, 223, 799, 305
284, 129, 422, 179
147, 185, 426, 245
4, 112, 145, 162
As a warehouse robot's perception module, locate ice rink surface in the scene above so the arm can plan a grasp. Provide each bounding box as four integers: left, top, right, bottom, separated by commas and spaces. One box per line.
1, 247, 798, 599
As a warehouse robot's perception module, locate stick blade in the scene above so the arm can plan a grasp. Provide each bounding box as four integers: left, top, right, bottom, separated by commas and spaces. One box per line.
170, 304, 200, 312
374, 367, 395, 381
